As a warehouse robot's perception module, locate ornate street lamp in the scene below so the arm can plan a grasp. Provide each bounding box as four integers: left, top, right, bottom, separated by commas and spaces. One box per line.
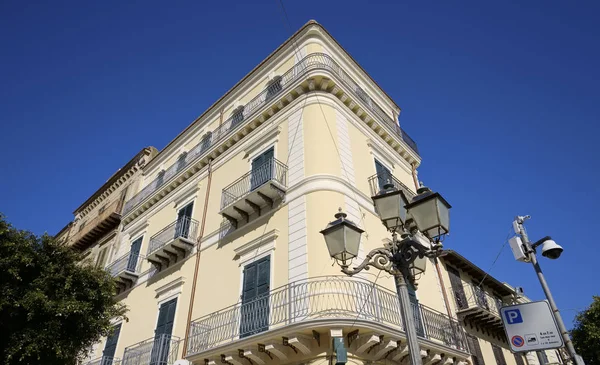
405, 186, 451, 241
319, 209, 364, 268
372, 182, 409, 232
321, 183, 452, 365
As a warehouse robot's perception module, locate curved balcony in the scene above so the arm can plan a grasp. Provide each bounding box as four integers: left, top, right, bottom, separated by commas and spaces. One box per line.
147, 217, 198, 270
367, 172, 416, 199
122, 53, 419, 222
187, 276, 468, 362
220, 158, 287, 227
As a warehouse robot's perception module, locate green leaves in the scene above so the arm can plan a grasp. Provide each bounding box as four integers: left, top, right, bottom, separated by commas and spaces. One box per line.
571, 296, 600, 365
0, 215, 127, 365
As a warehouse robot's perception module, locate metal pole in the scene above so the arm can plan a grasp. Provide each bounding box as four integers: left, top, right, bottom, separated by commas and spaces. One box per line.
394, 271, 422, 365
518, 221, 581, 365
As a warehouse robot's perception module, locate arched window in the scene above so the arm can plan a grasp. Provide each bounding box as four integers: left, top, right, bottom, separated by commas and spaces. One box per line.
201, 131, 212, 152
231, 105, 245, 127
176, 152, 187, 173
265, 76, 282, 101
156, 170, 166, 188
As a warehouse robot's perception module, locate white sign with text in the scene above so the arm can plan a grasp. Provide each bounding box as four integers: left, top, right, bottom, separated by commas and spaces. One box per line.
500, 300, 564, 352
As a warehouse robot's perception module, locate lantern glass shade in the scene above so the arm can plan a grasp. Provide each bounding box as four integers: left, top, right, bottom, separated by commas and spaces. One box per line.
406, 189, 451, 239
320, 211, 364, 264
372, 187, 409, 232
410, 253, 428, 278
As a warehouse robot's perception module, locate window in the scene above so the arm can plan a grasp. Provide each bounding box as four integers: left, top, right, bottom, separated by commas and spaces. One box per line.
537, 351, 549, 365
466, 334, 485, 365
231, 106, 245, 127
374, 159, 392, 191
176, 152, 187, 173
152, 298, 177, 365
491, 344, 507, 365
156, 170, 166, 188
251, 148, 274, 191
96, 247, 109, 268
265, 76, 282, 100
472, 281, 489, 310
102, 323, 121, 364
175, 202, 194, 239
494, 295, 504, 311
200, 131, 212, 153
447, 265, 468, 309
240, 256, 270, 338
514, 354, 526, 365
127, 237, 143, 272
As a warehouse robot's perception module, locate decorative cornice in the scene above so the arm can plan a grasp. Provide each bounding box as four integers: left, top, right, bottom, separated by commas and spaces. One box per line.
243, 125, 281, 160
234, 229, 279, 261
154, 276, 186, 298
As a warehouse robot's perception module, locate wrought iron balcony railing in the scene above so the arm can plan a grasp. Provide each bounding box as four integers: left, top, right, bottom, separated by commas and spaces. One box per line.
187, 276, 467, 356
84, 356, 121, 365
107, 252, 143, 277
468, 284, 505, 315
148, 216, 199, 256
221, 158, 288, 210
367, 172, 416, 199
123, 52, 419, 216
122, 334, 180, 365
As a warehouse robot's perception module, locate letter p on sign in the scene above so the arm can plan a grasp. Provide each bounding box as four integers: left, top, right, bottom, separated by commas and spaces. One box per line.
505, 309, 523, 324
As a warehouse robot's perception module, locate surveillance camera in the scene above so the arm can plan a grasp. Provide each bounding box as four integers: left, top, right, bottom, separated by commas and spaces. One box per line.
515, 287, 524, 296
541, 239, 563, 260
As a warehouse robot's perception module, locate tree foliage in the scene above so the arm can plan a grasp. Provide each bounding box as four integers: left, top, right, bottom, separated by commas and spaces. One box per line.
0, 215, 127, 365
571, 295, 600, 365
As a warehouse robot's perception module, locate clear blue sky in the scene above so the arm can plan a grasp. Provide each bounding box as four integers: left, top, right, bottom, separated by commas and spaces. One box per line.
1, 1, 598, 328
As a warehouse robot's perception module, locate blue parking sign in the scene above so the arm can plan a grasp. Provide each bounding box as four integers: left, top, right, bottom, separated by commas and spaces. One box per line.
505, 309, 523, 324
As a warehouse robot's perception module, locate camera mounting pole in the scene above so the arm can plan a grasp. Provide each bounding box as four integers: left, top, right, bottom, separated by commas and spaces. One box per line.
513, 217, 581, 365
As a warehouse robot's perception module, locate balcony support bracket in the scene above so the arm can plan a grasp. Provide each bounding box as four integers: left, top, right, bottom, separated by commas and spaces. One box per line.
233, 207, 250, 223
245, 199, 261, 216
222, 213, 238, 229
347, 330, 359, 347
257, 344, 273, 360
264, 344, 287, 360
257, 191, 273, 208
238, 349, 254, 365
282, 337, 298, 354
163, 248, 179, 263
365, 335, 384, 354
312, 330, 320, 347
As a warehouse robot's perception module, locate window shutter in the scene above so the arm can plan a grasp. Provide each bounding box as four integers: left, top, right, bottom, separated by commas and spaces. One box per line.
491, 344, 507, 365
466, 334, 485, 365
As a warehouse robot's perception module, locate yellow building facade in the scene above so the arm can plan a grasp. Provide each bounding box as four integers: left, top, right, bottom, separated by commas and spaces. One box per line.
64, 21, 564, 365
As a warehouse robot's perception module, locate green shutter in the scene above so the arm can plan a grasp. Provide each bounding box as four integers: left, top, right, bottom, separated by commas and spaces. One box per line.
102, 323, 122, 361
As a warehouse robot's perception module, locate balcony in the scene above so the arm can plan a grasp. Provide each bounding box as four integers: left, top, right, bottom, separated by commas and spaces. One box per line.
147, 217, 198, 270
122, 53, 419, 224
219, 158, 287, 227
187, 276, 468, 364
70, 199, 123, 250
453, 284, 506, 334
122, 334, 181, 365
367, 173, 416, 199
83, 357, 120, 365
107, 252, 143, 293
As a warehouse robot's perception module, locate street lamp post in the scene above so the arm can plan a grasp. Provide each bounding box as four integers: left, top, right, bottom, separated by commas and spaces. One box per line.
512, 216, 582, 365
320, 183, 451, 365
